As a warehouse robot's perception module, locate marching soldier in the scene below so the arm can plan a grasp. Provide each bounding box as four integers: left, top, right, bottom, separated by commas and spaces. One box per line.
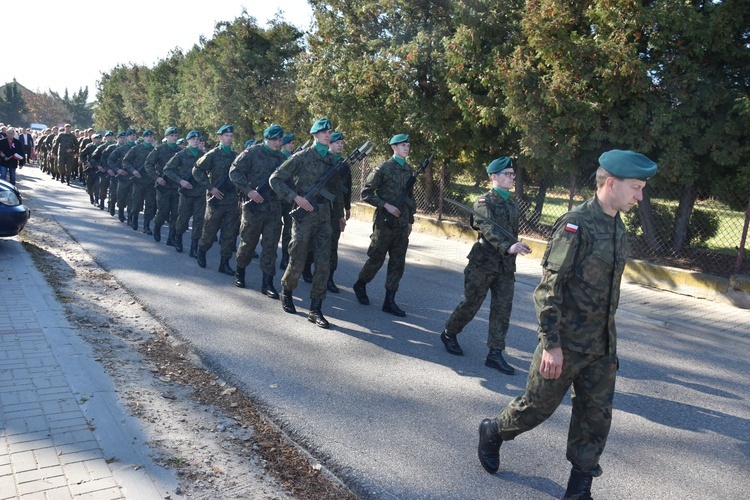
122, 129, 157, 233
269, 118, 345, 329
79, 133, 103, 205
440, 157, 532, 375
352, 133, 414, 317
145, 126, 181, 245
278, 133, 297, 270
477, 150, 658, 500
108, 129, 137, 222
230, 124, 287, 297
164, 130, 205, 255
50, 124, 79, 185
192, 125, 240, 274
44, 127, 59, 179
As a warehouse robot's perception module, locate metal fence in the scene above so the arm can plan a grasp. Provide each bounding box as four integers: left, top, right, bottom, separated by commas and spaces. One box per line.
351, 157, 750, 278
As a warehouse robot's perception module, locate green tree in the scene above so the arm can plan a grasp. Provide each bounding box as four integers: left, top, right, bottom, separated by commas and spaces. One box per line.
0, 79, 29, 125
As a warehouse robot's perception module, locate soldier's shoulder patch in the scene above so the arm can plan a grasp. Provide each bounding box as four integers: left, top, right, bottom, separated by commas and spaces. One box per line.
374, 166, 380, 172
477, 198, 486, 203
565, 222, 578, 234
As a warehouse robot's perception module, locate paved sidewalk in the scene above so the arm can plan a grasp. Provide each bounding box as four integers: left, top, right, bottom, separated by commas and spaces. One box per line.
0, 238, 177, 499
343, 216, 750, 347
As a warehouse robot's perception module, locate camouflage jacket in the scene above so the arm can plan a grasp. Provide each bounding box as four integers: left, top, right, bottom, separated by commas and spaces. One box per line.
229, 144, 286, 203
122, 143, 155, 184
144, 143, 180, 184
93, 142, 117, 170
164, 147, 204, 197
469, 189, 519, 275
269, 146, 344, 221
52, 133, 79, 157
78, 142, 99, 168
362, 156, 415, 227
107, 143, 135, 173
533, 195, 629, 356
193, 145, 239, 205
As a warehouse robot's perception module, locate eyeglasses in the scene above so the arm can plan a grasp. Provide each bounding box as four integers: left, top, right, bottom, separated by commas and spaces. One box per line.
496, 171, 515, 178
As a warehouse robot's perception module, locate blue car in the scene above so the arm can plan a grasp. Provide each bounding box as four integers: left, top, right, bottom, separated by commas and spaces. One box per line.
0, 180, 30, 237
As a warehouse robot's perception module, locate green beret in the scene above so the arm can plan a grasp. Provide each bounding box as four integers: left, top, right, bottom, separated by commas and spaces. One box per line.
125, 129, 137, 136
281, 133, 294, 145
104, 130, 114, 137
264, 124, 284, 139
117, 131, 127, 138
309, 118, 332, 134
216, 125, 234, 135
330, 131, 344, 143
389, 134, 409, 145
244, 139, 255, 148
599, 149, 658, 180
164, 126, 178, 136
92, 133, 102, 139
486, 156, 513, 174
142, 129, 154, 137
176, 138, 186, 145
186, 130, 201, 140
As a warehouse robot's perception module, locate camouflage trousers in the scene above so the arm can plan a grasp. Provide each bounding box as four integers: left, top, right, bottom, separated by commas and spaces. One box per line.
131, 182, 156, 220
57, 154, 76, 177
99, 174, 111, 205
198, 201, 240, 259
497, 343, 618, 477
154, 188, 179, 228
280, 200, 293, 257
444, 244, 515, 350
282, 208, 332, 300
175, 194, 206, 243
85, 169, 99, 198
330, 218, 342, 272
357, 221, 410, 292
107, 176, 119, 210
236, 201, 282, 275
116, 178, 133, 210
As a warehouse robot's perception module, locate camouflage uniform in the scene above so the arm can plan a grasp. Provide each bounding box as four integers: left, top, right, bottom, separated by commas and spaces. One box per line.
496, 195, 628, 477
51, 132, 78, 181
145, 142, 181, 237
123, 142, 157, 226
93, 140, 119, 211
79, 141, 100, 203
230, 144, 286, 274
193, 145, 240, 260
108, 142, 135, 216
357, 156, 414, 292
36, 133, 48, 173
44, 133, 57, 176
164, 146, 205, 246
269, 146, 343, 299
279, 148, 294, 268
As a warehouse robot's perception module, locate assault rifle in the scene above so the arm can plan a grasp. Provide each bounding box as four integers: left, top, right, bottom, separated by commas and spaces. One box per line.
444, 198, 519, 244
293, 139, 311, 154
207, 171, 231, 203
382, 152, 434, 227
289, 140, 373, 222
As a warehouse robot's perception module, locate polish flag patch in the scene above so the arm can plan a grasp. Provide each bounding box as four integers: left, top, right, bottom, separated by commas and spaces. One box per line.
565, 223, 578, 233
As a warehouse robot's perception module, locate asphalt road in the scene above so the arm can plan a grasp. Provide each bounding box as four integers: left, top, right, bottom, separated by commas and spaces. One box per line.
21, 168, 750, 499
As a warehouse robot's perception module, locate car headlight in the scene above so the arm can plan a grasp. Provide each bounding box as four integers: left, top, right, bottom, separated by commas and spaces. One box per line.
0, 190, 21, 207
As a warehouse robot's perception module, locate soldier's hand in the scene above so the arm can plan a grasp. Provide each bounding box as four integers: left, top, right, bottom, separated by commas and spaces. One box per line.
248, 190, 264, 203
508, 242, 532, 256
294, 195, 314, 212
132, 170, 142, 179
209, 187, 224, 200
384, 202, 401, 217
339, 217, 346, 232
107, 169, 115, 177
117, 169, 128, 176
180, 179, 193, 190
345, 209, 351, 220
156, 177, 166, 186
540, 347, 563, 379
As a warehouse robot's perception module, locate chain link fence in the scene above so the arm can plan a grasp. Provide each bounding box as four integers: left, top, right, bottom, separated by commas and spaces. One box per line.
351, 157, 750, 278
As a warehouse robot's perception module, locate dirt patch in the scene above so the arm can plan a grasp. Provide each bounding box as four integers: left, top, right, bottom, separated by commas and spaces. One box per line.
20, 199, 356, 499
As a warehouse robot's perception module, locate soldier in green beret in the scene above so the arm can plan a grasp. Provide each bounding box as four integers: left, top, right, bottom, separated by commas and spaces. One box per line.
278, 132, 298, 271
145, 126, 182, 245
80, 134, 102, 205
193, 125, 240, 275
269, 118, 346, 328
352, 133, 414, 317
325, 131, 351, 293
478, 149, 657, 500
441, 157, 531, 374
230, 124, 287, 297
164, 130, 205, 255
108, 129, 138, 222
124, 129, 157, 233
50, 124, 79, 185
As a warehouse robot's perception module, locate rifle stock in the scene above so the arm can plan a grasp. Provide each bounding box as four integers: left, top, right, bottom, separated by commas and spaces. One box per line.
382, 152, 434, 226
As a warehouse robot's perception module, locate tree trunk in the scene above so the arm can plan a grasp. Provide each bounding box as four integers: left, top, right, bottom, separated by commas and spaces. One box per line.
639, 187, 660, 253
671, 186, 697, 252
567, 175, 576, 211
530, 180, 547, 230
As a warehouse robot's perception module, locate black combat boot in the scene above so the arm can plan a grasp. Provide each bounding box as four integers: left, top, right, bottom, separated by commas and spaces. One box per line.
166, 229, 176, 247
99, 199, 105, 210
563, 468, 593, 500
302, 260, 313, 283
261, 273, 279, 299
382, 290, 406, 317
196, 248, 207, 267
234, 266, 246, 288
109, 203, 116, 216
131, 213, 139, 231
485, 349, 515, 375
142, 218, 152, 235
153, 223, 162, 242
440, 330, 464, 356
218, 257, 234, 275
281, 288, 296, 314
353, 280, 369, 305
118, 207, 126, 222
89, 194, 95, 205
477, 418, 503, 474
307, 298, 330, 329
279, 250, 289, 270
189, 240, 199, 258
174, 234, 184, 253
327, 270, 339, 293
